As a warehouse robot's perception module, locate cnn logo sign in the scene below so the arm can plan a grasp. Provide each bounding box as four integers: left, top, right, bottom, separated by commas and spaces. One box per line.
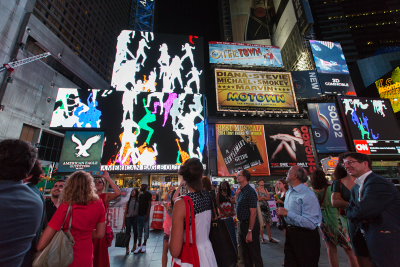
354, 140, 371, 154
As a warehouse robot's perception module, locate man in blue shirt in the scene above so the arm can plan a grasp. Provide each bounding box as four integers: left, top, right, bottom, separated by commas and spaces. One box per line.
235, 169, 263, 267
276, 166, 322, 267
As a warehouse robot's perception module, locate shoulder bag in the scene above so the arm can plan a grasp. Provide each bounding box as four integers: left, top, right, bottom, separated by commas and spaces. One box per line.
171, 195, 201, 267
33, 205, 75, 267
339, 180, 346, 216
318, 187, 328, 207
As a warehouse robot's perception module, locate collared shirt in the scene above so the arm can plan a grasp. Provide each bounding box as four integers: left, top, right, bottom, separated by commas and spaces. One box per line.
284, 183, 322, 230
355, 170, 372, 201
236, 183, 258, 221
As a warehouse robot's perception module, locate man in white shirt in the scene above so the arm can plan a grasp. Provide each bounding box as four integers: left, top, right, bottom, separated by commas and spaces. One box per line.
343, 152, 400, 267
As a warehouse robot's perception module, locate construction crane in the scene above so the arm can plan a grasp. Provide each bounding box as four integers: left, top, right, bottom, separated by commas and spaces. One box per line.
0, 52, 51, 73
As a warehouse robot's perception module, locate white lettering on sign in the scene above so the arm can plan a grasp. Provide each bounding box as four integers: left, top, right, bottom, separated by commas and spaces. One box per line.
356, 144, 369, 151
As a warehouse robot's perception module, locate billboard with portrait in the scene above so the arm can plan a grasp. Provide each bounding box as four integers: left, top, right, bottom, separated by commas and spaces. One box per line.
209, 42, 283, 67
215, 69, 298, 112
111, 31, 204, 94
58, 131, 105, 172
216, 124, 270, 176
264, 125, 316, 175
337, 97, 400, 155
307, 103, 348, 153
291, 71, 321, 99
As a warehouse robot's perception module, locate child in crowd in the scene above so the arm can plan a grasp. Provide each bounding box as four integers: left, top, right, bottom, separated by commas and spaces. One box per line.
162, 186, 176, 267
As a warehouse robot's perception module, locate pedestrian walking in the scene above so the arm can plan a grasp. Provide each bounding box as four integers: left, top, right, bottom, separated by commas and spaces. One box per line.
276, 166, 322, 267
134, 183, 152, 254
122, 188, 139, 254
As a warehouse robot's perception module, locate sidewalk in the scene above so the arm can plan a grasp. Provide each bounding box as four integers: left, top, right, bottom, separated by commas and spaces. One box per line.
108, 225, 352, 267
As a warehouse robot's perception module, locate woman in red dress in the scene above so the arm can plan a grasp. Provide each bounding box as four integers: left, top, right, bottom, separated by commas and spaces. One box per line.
37, 171, 106, 267
92, 171, 121, 267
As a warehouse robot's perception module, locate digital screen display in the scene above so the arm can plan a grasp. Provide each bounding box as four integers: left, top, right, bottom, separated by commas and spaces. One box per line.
216, 124, 270, 176
371, 66, 400, 113
215, 69, 298, 112
338, 97, 400, 155
209, 42, 283, 67
264, 125, 316, 175
291, 71, 321, 99
58, 131, 104, 172
309, 40, 349, 74
112, 31, 204, 94
307, 103, 347, 153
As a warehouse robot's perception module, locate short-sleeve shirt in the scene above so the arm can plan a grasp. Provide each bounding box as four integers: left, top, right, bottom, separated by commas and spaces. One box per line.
332, 179, 351, 202
126, 199, 139, 217
138, 191, 152, 216
236, 183, 258, 221
48, 200, 105, 267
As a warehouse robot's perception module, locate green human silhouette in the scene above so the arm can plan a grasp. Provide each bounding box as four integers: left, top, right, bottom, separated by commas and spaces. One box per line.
138, 98, 156, 144
358, 120, 370, 140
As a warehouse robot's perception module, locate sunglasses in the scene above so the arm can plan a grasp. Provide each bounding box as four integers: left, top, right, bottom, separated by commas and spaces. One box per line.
94, 180, 104, 184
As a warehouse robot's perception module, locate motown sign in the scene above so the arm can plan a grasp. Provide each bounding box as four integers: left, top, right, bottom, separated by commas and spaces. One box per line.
215, 69, 298, 112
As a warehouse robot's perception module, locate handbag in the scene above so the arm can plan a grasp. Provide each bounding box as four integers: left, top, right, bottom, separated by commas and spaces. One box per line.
209, 193, 238, 267
33, 205, 75, 267
115, 228, 130, 248
339, 180, 346, 216
105, 208, 114, 247
171, 195, 201, 267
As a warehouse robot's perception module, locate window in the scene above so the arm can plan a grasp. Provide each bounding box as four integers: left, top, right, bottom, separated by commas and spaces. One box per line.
20, 124, 40, 144
37, 132, 64, 162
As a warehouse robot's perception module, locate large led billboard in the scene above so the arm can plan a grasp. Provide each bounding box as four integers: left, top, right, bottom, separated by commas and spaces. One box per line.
50, 89, 206, 172
209, 42, 283, 67
338, 97, 400, 155
264, 125, 316, 175
307, 103, 348, 153
216, 124, 270, 176
291, 71, 321, 99
58, 131, 104, 172
215, 69, 298, 112
111, 31, 204, 94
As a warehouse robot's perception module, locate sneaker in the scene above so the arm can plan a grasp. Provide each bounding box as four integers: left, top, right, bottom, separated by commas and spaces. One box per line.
133, 246, 142, 254
141, 245, 146, 253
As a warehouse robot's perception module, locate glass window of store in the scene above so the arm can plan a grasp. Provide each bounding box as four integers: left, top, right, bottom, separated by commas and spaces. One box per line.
150, 174, 179, 200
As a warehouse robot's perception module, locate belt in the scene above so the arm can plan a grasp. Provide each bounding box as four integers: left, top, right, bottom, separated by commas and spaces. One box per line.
286, 224, 316, 232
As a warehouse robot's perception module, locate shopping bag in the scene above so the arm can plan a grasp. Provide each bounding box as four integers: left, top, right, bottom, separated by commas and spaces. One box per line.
115, 229, 130, 248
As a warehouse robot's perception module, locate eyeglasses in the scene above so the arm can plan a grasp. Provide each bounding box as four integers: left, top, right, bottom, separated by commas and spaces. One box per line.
341, 161, 362, 167
94, 180, 103, 184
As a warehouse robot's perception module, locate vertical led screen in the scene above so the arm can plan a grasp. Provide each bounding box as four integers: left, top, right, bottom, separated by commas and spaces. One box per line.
58, 131, 105, 172
50, 89, 206, 172
307, 103, 347, 153
291, 71, 321, 99
216, 124, 270, 176
309, 40, 356, 96
209, 42, 283, 67
112, 31, 204, 94
264, 125, 316, 175
338, 97, 400, 155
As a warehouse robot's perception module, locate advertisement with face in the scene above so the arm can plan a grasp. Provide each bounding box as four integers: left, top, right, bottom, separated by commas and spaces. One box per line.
111, 31, 204, 94
58, 131, 105, 172
264, 125, 316, 175
209, 42, 283, 67
215, 69, 298, 112
291, 71, 321, 99
369, 66, 400, 113
307, 103, 348, 153
338, 97, 400, 155
216, 124, 270, 176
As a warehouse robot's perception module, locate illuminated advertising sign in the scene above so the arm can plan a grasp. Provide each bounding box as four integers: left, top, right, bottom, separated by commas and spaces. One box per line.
291, 71, 321, 99
317, 74, 356, 96
264, 125, 316, 175
307, 103, 348, 153
272, 1, 297, 49
209, 42, 283, 67
111, 31, 204, 94
58, 131, 104, 172
215, 69, 298, 112
216, 124, 270, 176
51, 89, 206, 172
292, 0, 314, 35
338, 97, 400, 155
369, 66, 400, 113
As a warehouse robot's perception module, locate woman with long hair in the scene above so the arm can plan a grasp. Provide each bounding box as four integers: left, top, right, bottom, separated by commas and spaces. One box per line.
310, 169, 357, 267
37, 171, 106, 267
169, 158, 218, 267
256, 179, 277, 244
92, 171, 121, 267
122, 188, 139, 254
270, 128, 304, 161
216, 180, 236, 224
275, 179, 288, 206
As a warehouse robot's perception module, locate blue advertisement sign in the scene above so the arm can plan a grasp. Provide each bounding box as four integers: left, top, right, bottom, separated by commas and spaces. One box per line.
307, 103, 348, 153
291, 70, 321, 99
309, 40, 349, 74
209, 42, 283, 67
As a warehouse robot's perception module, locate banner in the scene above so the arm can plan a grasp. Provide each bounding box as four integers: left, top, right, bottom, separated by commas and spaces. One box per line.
307, 103, 348, 153
209, 42, 283, 67
264, 125, 316, 175
215, 69, 298, 112
216, 124, 270, 176
291, 71, 321, 99
317, 73, 356, 96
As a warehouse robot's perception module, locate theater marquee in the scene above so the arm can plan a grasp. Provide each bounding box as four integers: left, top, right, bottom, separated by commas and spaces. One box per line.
215, 69, 298, 112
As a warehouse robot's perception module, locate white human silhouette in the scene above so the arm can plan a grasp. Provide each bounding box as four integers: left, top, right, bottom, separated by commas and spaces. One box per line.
136, 38, 150, 67
160, 65, 173, 92
138, 143, 158, 165
170, 56, 184, 89
122, 88, 140, 120
181, 43, 195, 66
353, 99, 369, 111
185, 67, 202, 93
373, 100, 387, 117
342, 99, 354, 115
119, 119, 140, 162
141, 31, 154, 43
114, 31, 135, 65
158, 43, 170, 66
189, 94, 203, 118
191, 147, 203, 162
143, 68, 157, 92
122, 129, 141, 164
112, 57, 140, 90
170, 93, 186, 131
184, 85, 193, 94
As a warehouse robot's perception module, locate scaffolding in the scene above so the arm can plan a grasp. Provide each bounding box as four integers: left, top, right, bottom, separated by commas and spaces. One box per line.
129, 0, 155, 32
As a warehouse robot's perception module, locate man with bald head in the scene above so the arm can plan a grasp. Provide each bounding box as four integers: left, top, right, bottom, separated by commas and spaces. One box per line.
276, 166, 322, 267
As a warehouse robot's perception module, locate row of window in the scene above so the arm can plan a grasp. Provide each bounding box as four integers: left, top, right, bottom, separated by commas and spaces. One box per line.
327, 9, 400, 19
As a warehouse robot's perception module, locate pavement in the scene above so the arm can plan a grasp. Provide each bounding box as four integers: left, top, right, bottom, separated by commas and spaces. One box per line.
108, 225, 352, 267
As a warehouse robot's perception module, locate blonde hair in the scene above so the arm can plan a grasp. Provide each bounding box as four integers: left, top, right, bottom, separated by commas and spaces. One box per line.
61, 171, 99, 205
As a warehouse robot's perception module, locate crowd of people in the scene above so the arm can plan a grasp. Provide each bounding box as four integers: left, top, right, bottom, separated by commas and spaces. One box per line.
1, 138, 400, 267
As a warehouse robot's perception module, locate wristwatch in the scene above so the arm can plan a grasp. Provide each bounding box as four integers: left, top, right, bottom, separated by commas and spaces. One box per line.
248, 229, 252, 232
